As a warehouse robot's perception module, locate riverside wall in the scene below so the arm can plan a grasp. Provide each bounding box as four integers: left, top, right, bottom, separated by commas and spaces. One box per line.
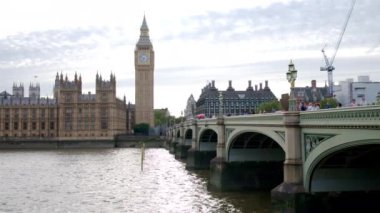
0, 139, 115, 149
0, 135, 164, 149
114, 135, 165, 148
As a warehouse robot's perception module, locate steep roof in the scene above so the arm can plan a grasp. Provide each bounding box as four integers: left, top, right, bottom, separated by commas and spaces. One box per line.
137, 15, 152, 46
0, 91, 12, 97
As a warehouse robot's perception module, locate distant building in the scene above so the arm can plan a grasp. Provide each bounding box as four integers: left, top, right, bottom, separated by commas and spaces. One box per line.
334, 76, 380, 106
184, 94, 196, 120
291, 80, 329, 109
0, 73, 128, 140
196, 80, 277, 117
279, 93, 290, 111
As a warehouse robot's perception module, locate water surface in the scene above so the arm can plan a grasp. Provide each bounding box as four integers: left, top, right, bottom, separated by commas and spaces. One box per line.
0, 148, 270, 212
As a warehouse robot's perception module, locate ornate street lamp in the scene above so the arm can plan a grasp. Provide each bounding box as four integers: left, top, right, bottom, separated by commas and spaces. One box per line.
286, 60, 298, 111
218, 91, 224, 118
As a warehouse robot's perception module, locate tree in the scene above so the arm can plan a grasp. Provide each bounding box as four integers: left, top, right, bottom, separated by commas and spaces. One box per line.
175, 117, 184, 124
257, 100, 282, 113
154, 108, 170, 126
134, 123, 150, 135
320, 98, 338, 109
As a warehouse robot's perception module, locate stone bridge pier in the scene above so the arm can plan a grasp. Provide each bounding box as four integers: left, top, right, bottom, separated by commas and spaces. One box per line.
175, 122, 193, 159
270, 112, 306, 212
208, 115, 290, 192
168, 125, 179, 154
187, 119, 218, 170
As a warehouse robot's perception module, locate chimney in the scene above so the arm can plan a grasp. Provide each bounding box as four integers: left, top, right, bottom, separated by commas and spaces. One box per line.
311, 80, 316, 88
229, 80, 232, 88
255, 85, 258, 91
260, 83, 262, 90
212, 80, 215, 88
265, 80, 268, 88
247, 80, 253, 91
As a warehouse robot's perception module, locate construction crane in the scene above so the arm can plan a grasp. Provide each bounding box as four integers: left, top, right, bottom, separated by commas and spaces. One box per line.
320, 0, 356, 97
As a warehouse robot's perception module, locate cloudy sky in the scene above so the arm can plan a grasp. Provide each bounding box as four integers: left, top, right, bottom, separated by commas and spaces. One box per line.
0, 0, 379, 116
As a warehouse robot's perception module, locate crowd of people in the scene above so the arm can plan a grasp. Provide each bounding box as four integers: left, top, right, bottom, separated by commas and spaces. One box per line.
299, 102, 320, 111
298, 98, 364, 111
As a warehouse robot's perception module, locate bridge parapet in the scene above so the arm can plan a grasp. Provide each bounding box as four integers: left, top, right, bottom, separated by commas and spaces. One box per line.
196, 118, 218, 126
300, 106, 380, 129
183, 119, 196, 127
224, 113, 284, 126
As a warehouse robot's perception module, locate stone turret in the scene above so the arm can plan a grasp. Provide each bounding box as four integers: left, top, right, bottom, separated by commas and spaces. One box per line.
96, 73, 116, 90
12, 83, 24, 98
96, 73, 116, 102
53, 73, 82, 102
29, 83, 40, 99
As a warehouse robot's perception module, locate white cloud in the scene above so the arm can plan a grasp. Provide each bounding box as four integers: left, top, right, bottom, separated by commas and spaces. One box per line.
0, 0, 379, 117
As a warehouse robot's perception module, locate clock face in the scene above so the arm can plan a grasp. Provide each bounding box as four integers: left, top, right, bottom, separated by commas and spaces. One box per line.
139, 53, 149, 63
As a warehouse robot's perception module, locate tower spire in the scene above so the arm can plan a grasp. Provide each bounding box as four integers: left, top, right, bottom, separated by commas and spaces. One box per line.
137, 15, 152, 46
141, 15, 149, 32
140, 14, 149, 32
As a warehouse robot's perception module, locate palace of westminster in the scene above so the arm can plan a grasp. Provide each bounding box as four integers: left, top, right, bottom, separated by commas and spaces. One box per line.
0, 17, 155, 140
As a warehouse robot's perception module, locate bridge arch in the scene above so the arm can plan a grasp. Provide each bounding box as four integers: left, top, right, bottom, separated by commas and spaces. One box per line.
198, 128, 217, 151
183, 128, 193, 147
227, 130, 285, 162
185, 128, 192, 140
227, 128, 285, 151
219, 130, 286, 190
305, 139, 380, 193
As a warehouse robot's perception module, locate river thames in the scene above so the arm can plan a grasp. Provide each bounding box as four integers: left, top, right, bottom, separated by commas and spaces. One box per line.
0, 148, 271, 213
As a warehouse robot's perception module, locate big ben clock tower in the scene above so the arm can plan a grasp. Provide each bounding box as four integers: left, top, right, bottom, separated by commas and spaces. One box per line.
135, 16, 155, 127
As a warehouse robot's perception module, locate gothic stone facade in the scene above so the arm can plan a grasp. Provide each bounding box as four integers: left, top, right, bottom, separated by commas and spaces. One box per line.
184, 94, 196, 120
0, 73, 127, 140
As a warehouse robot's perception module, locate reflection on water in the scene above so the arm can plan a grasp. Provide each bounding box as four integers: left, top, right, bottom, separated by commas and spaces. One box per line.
0, 149, 270, 212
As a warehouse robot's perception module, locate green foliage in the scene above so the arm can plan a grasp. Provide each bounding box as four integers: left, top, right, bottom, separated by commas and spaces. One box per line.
320, 98, 338, 109
175, 117, 184, 124
154, 108, 170, 126
257, 100, 282, 113
134, 123, 150, 135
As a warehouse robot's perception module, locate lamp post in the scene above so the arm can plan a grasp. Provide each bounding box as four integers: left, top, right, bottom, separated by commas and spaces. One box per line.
218, 91, 224, 118
286, 60, 298, 111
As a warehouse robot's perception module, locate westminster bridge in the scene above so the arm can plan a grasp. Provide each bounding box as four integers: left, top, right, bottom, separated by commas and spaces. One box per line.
165, 106, 380, 210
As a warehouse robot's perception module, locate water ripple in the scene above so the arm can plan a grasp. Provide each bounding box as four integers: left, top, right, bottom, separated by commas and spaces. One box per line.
0, 148, 270, 213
